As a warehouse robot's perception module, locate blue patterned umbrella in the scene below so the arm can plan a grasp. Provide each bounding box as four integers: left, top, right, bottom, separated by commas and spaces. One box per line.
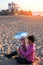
13, 32, 28, 39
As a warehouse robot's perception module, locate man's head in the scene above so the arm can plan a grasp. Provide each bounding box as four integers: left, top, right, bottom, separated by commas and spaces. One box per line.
27, 35, 35, 44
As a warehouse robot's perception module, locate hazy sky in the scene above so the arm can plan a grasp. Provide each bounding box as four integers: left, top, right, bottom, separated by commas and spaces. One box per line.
0, 0, 43, 12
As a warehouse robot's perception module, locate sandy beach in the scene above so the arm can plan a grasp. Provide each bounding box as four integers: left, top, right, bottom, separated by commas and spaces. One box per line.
0, 15, 43, 65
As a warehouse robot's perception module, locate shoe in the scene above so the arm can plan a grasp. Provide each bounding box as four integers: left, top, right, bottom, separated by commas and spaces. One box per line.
4, 54, 10, 58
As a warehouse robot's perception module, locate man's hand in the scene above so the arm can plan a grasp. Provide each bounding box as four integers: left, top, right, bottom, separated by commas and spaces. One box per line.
19, 45, 27, 52
22, 46, 27, 51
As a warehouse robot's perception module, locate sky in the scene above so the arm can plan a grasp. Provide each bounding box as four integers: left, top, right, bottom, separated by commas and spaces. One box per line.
0, 0, 43, 12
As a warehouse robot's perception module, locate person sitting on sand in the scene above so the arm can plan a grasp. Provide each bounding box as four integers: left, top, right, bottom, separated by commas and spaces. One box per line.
4, 35, 36, 64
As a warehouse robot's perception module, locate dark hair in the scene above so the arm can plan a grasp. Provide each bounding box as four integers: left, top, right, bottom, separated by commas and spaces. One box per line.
27, 35, 35, 43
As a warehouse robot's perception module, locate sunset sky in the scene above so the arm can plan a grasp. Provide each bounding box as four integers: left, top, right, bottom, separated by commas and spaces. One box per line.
0, 0, 43, 12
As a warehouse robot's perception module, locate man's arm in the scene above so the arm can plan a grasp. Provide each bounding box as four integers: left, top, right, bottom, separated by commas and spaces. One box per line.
19, 47, 34, 57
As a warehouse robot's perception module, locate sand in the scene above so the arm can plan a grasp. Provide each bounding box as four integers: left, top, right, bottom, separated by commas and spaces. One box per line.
0, 15, 43, 65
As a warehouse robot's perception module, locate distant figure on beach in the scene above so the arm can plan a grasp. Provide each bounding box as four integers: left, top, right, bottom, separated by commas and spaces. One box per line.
4, 35, 36, 64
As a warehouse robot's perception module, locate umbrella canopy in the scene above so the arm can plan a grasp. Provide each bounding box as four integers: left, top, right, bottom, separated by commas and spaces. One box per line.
13, 31, 28, 39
